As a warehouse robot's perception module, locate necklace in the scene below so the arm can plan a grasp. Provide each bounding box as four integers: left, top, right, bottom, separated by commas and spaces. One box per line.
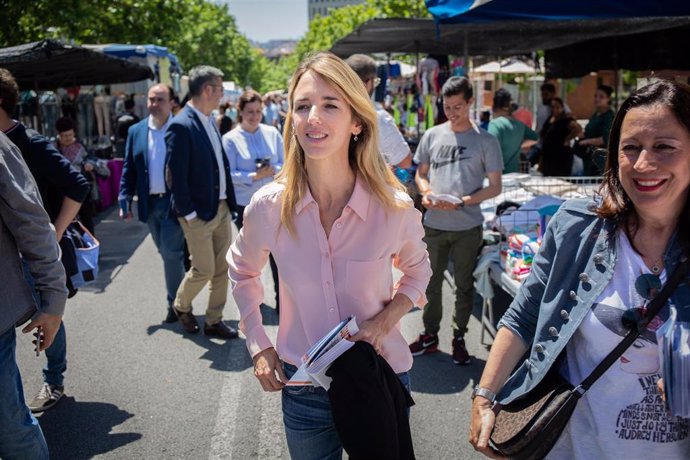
649, 257, 663, 275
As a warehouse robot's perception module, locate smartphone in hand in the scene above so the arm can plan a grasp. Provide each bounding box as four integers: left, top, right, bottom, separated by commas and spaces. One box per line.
34, 326, 43, 356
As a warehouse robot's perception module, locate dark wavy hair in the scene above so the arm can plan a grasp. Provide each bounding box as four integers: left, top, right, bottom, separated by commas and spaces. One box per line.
236, 89, 262, 123
597, 79, 690, 254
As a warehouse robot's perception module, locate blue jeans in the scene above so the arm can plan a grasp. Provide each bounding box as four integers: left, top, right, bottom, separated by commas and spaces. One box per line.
146, 195, 185, 308
0, 327, 49, 460
22, 260, 67, 386
281, 362, 411, 460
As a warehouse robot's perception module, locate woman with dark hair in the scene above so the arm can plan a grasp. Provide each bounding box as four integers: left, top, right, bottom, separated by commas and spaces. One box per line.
215, 101, 234, 136
222, 90, 284, 309
54, 117, 100, 234
539, 97, 582, 176
488, 88, 538, 173
470, 79, 690, 459
576, 84, 615, 175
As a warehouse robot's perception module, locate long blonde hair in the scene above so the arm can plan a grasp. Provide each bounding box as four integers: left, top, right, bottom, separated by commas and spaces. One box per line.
277, 52, 405, 236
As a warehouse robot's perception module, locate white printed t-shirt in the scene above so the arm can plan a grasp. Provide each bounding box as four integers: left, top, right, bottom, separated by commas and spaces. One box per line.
547, 231, 690, 459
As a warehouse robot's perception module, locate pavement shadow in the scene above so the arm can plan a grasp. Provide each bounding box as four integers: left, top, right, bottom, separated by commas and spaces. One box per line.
146, 318, 253, 373
37, 396, 141, 460
80, 206, 150, 294
410, 354, 487, 395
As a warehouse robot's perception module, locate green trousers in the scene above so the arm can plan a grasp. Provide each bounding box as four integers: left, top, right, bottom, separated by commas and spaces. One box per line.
422, 225, 483, 337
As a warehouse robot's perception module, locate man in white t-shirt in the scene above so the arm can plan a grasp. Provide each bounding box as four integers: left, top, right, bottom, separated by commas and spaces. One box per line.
345, 54, 412, 168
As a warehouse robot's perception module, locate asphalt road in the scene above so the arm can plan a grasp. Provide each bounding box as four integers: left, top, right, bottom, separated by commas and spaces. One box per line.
16, 206, 492, 460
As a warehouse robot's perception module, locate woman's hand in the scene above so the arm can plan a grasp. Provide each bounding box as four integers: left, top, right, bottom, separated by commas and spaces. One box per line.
349, 316, 389, 354
252, 347, 287, 392
350, 295, 412, 354
657, 378, 666, 403
84, 162, 95, 172
469, 398, 506, 459
254, 165, 276, 181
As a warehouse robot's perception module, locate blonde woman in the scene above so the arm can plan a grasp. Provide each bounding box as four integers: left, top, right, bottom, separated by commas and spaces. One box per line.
227, 52, 431, 458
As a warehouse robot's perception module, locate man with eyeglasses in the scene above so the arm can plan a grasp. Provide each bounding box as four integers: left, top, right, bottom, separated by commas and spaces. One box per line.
345, 54, 412, 169
165, 65, 239, 340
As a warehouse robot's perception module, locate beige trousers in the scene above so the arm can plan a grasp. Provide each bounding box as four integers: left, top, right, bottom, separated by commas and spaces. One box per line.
174, 200, 232, 325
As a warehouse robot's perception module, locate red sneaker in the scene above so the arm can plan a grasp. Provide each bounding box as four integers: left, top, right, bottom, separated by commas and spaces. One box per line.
409, 332, 439, 356
452, 337, 471, 365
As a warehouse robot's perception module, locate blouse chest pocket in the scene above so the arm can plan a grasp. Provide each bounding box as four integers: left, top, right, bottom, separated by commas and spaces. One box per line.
346, 256, 394, 305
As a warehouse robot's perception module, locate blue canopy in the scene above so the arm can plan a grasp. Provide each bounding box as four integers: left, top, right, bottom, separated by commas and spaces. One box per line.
97, 44, 181, 72
425, 0, 690, 23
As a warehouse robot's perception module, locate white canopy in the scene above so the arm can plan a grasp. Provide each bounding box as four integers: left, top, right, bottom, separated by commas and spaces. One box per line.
472, 59, 536, 74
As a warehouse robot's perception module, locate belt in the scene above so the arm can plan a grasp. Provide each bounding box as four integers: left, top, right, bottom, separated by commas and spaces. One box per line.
149, 193, 167, 198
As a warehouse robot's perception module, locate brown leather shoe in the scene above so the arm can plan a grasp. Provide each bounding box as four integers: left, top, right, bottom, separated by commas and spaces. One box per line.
174, 308, 199, 333
204, 321, 239, 340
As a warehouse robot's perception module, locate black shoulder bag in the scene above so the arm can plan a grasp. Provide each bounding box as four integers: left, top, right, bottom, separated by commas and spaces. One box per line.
490, 258, 690, 460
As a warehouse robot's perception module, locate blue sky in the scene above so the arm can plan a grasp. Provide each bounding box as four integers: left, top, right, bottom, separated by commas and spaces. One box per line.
221, 0, 309, 42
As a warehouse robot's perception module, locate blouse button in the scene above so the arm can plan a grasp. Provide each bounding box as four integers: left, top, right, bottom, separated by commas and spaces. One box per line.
569, 290, 577, 300
534, 344, 544, 354
548, 327, 559, 337
329, 308, 335, 313
325, 281, 331, 287
593, 254, 604, 264
578, 273, 589, 282
560, 309, 570, 321
335, 222, 343, 229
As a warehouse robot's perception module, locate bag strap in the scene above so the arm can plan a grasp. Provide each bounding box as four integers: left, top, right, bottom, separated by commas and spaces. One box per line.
576, 257, 690, 395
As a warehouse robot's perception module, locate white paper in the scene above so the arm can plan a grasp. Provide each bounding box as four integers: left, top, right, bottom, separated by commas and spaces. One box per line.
286, 317, 359, 390
428, 193, 463, 205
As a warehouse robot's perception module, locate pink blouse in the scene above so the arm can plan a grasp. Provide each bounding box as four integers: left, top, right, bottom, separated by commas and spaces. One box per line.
227, 176, 431, 373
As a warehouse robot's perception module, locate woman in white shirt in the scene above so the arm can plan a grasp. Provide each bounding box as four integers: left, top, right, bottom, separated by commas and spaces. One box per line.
222, 90, 284, 310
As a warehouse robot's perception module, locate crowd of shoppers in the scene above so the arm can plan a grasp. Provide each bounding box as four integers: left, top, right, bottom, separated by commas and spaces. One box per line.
2, 53, 689, 460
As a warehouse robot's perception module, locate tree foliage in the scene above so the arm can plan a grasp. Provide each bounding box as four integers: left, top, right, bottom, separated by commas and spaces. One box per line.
295, 0, 429, 64
0, 0, 254, 85
0, 0, 432, 93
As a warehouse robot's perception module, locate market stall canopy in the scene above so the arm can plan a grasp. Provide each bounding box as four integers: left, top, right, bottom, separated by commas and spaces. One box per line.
545, 22, 690, 78
330, 17, 689, 59
423, 1, 690, 77
0, 39, 154, 90
85, 43, 182, 73
472, 59, 535, 74
425, 0, 690, 24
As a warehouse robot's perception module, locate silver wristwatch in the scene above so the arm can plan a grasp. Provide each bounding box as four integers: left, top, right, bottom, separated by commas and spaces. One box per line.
471, 386, 497, 404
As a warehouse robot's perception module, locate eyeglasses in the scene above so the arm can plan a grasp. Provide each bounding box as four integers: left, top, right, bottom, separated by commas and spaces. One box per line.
621, 272, 663, 332
635, 272, 662, 301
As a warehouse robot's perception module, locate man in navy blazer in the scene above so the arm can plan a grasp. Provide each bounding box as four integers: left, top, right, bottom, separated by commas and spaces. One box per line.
165, 65, 238, 340
119, 84, 186, 324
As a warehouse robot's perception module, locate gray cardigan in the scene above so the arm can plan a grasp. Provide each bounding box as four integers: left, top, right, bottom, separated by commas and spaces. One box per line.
0, 132, 67, 335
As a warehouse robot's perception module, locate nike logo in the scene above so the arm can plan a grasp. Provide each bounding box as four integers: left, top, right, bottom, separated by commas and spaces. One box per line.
422, 340, 436, 347
431, 158, 469, 169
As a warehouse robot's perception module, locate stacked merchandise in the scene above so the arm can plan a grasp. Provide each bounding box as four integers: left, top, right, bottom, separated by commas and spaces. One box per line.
500, 234, 540, 282
496, 195, 563, 282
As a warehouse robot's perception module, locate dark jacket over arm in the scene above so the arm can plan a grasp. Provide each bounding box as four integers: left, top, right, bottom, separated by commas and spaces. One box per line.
7, 123, 89, 221
326, 341, 416, 460
0, 132, 67, 334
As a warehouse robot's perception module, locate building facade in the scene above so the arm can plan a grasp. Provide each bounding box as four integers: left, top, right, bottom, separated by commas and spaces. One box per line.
308, 0, 367, 21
